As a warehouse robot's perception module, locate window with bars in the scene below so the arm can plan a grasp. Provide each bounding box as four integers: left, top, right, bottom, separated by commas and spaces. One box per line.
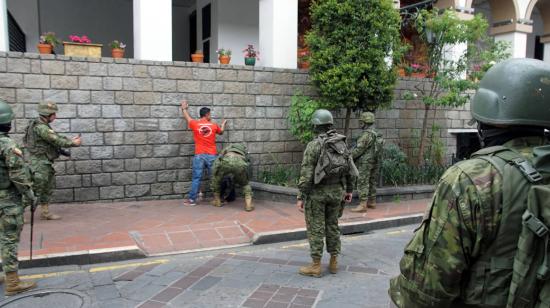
8, 11, 26, 52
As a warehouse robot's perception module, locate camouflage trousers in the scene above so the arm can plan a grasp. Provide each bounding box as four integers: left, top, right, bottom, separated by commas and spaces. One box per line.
0, 204, 24, 272
211, 156, 252, 197
30, 159, 55, 204
357, 161, 379, 202
304, 184, 343, 259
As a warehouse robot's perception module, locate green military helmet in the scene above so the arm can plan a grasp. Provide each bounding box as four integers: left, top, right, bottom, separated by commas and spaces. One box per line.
471, 58, 550, 128
37, 101, 58, 116
311, 109, 334, 126
359, 112, 375, 124
228, 143, 248, 155
0, 99, 14, 124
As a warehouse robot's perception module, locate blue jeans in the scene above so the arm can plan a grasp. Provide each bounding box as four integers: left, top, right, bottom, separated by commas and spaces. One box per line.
188, 154, 217, 201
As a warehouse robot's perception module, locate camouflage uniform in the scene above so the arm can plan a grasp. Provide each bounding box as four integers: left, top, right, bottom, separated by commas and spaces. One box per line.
0, 99, 37, 295
352, 128, 381, 204
24, 102, 77, 220
0, 133, 33, 272
389, 137, 548, 307
211, 144, 253, 211
389, 59, 550, 307
298, 124, 355, 269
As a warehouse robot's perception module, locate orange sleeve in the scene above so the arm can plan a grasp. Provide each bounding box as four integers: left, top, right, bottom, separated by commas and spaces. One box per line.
188, 119, 197, 130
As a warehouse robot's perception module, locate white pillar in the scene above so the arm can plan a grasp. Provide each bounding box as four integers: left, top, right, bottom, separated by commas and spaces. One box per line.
544, 43, 550, 63
494, 32, 528, 58
259, 0, 297, 69
443, 42, 468, 78
0, 0, 8, 52
133, 0, 172, 61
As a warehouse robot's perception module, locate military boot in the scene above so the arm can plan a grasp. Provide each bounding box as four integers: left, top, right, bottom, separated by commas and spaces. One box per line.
350, 201, 368, 213
40, 204, 61, 220
5, 271, 36, 296
212, 193, 222, 207
244, 196, 254, 212
299, 258, 321, 277
367, 198, 377, 209
329, 255, 338, 274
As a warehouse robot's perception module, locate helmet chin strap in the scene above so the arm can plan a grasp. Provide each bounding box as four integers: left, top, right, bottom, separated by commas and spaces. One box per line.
477, 122, 545, 147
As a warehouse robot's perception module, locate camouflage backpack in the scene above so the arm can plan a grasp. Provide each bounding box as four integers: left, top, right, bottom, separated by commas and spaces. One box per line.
369, 129, 385, 159
314, 131, 358, 184
461, 145, 550, 307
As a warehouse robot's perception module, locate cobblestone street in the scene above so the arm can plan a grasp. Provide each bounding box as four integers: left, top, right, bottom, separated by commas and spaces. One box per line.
1, 225, 414, 308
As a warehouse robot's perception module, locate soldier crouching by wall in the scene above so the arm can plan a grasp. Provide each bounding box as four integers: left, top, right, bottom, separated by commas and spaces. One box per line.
0, 100, 37, 295
24, 101, 81, 221
211, 143, 254, 211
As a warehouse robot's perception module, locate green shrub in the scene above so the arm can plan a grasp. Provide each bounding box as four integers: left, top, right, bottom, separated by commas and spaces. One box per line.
288, 94, 325, 144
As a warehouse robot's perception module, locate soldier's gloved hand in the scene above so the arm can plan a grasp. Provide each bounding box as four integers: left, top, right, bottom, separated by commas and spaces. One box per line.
344, 193, 353, 203
23, 190, 38, 210
296, 200, 304, 213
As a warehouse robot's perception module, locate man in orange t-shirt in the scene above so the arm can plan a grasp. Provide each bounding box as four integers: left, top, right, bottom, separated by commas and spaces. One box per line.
181, 100, 227, 206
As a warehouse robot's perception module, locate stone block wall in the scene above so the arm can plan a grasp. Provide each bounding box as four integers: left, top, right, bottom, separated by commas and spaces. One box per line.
0, 52, 472, 203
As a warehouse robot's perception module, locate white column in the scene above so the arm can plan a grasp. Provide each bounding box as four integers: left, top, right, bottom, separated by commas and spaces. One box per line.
494, 32, 528, 58
133, 0, 172, 61
0, 0, 8, 52
259, 0, 297, 69
443, 42, 468, 78
544, 43, 550, 63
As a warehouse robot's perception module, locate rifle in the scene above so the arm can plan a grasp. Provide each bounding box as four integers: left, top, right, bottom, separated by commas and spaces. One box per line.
29, 198, 37, 261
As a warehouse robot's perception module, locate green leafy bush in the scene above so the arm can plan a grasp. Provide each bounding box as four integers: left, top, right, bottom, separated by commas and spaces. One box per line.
288, 94, 325, 144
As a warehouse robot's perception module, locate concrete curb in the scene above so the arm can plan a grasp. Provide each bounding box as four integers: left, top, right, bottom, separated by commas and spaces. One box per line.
6, 215, 422, 269
15, 246, 146, 270
252, 214, 423, 245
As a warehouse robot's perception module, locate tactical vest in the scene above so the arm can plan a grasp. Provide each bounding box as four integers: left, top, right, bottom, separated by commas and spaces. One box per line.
0, 135, 12, 189
24, 119, 59, 161
456, 145, 550, 307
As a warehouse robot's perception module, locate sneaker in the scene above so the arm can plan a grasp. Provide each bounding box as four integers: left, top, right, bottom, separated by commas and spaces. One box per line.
183, 199, 197, 206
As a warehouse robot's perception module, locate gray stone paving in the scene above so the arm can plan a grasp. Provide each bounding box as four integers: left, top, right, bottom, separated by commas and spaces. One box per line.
1, 225, 415, 307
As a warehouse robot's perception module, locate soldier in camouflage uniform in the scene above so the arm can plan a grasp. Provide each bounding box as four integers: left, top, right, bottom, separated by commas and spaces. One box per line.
0, 100, 37, 295
24, 102, 81, 220
296, 109, 356, 277
351, 112, 383, 212
389, 59, 550, 307
211, 143, 254, 211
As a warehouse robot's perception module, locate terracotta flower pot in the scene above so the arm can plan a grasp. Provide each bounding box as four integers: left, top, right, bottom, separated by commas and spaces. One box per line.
219, 55, 231, 65
111, 48, 125, 58
37, 43, 53, 54
191, 53, 204, 63
298, 61, 310, 69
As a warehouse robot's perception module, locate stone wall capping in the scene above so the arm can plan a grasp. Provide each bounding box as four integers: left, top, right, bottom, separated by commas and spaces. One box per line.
7, 51, 23, 58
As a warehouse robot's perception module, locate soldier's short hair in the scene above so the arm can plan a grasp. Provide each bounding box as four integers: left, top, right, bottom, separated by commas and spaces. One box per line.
200, 107, 211, 118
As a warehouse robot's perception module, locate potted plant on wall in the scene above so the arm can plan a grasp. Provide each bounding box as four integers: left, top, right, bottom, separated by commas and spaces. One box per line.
191, 50, 204, 63
109, 40, 126, 58
63, 35, 103, 57
243, 44, 259, 66
37, 32, 60, 54
216, 48, 232, 64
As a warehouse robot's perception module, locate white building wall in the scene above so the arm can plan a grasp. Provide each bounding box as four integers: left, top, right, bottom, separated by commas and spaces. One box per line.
0, 0, 7, 52
134, 0, 172, 61
259, 0, 297, 69
217, 0, 259, 66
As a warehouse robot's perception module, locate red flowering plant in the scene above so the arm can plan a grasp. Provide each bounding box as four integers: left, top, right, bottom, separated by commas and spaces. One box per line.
243, 44, 260, 60
68, 35, 92, 44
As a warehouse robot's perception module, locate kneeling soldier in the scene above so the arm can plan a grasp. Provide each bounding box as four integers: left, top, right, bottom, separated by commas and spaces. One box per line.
0, 100, 37, 295
211, 144, 254, 211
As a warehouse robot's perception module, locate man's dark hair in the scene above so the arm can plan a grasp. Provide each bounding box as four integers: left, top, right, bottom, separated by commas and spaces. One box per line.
199, 107, 211, 118
0, 123, 11, 133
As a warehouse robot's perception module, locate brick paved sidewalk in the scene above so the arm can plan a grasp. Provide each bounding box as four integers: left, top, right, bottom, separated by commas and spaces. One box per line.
18, 197, 428, 260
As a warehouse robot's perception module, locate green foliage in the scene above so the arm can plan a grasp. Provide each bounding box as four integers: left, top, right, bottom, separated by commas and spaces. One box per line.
380, 143, 446, 186
306, 0, 405, 118
402, 9, 510, 163
259, 153, 299, 187
39, 32, 61, 47
288, 94, 325, 144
